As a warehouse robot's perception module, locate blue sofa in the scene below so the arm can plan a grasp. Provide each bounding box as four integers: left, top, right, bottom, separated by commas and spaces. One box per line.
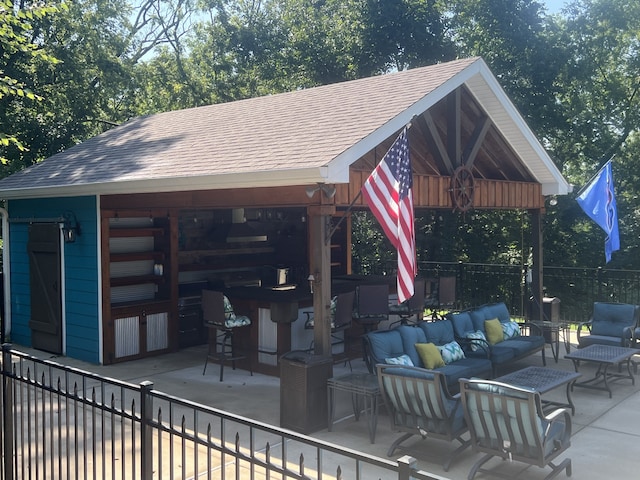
447, 302, 546, 376
364, 321, 492, 392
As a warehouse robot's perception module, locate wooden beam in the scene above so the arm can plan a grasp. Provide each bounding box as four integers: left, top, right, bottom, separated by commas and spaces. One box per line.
463, 115, 492, 168
421, 111, 454, 174
447, 90, 461, 168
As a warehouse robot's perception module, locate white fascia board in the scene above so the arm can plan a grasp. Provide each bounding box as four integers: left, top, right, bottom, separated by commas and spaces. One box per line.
470, 61, 572, 196
0, 168, 332, 200
327, 67, 478, 181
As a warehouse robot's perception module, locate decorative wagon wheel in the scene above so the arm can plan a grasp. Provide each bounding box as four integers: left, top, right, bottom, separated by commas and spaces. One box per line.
450, 166, 475, 212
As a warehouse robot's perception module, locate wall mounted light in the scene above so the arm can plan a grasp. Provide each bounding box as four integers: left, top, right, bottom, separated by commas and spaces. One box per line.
305, 183, 337, 199
548, 195, 558, 206
62, 211, 80, 243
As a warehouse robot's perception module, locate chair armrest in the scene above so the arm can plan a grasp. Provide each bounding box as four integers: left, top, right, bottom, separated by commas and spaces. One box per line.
302, 311, 313, 329
544, 408, 572, 443
519, 321, 543, 336
576, 319, 593, 339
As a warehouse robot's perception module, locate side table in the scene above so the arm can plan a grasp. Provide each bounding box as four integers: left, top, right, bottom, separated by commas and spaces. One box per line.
327, 373, 380, 443
537, 321, 572, 362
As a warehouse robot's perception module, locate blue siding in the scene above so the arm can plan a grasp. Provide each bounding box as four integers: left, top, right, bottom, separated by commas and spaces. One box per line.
8, 197, 100, 363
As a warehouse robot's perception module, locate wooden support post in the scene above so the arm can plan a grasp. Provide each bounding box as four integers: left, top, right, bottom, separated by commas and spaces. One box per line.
308, 205, 336, 356
530, 209, 544, 322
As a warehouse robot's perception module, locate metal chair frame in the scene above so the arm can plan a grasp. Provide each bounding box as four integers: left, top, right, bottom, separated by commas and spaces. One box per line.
460, 378, 572, 480
202, 290, 252, 381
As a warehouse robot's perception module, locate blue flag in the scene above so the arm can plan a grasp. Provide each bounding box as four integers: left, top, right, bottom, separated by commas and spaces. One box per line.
576, 160, 620, 263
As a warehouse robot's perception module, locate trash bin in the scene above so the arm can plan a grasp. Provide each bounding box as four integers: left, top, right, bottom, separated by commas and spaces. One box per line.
279, 351, 333, 434
542, 297, 561, 344
543, 297, 561, 323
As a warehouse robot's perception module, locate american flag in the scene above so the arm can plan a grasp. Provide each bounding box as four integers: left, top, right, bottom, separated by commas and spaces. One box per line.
361, 128, 417, 303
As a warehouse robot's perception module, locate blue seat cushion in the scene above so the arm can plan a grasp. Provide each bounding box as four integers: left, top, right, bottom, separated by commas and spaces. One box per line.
397, 325, 427, 367
434, 363, 475, 386
591, 302, 638, 337
579, 334, 627, 348
469, 307, 491, 331
449, 311, 475, 337
383, 366, 436, 381
501, 338, 543, 358
366, 330, 404, 366
509, 335, 545, 349
487, 344, 516, 364
446, 357, 492, 378
485, 302, 511, 323
418, 319, 456, 345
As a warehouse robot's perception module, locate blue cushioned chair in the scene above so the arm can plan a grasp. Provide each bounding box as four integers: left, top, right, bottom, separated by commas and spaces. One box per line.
460, 378, 572, 480
577, 302, 640, 348
202, 290, 252, 381
377, 364, 470, 471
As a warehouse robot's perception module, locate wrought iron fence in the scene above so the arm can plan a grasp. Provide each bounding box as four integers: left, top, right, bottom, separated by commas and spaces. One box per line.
414, 261, 640, 322
0, 345, 443, 480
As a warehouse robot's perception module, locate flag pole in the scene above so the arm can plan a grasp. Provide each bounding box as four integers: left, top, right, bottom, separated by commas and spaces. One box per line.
325, 190, 362, 245
575, 154, 616, 197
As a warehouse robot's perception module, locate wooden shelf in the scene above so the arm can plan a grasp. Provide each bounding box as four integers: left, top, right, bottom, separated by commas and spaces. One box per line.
110, 251, 165, 262
109, 227, 165, 238
110, 275, 165, 287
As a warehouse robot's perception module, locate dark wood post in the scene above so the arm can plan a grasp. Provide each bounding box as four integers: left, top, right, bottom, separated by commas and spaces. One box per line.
308, 205, 335, 356
530, 209, 544, 322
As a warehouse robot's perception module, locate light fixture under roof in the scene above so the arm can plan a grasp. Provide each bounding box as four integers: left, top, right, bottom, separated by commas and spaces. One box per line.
305, 183, 337, 199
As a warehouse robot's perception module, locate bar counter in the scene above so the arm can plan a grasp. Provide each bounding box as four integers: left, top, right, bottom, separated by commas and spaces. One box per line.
223, 286, 313, 376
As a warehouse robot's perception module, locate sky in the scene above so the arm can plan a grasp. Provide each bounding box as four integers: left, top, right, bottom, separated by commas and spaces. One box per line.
541, 0, 568, 14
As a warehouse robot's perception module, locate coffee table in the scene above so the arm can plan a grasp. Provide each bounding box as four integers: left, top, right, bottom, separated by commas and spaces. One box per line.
495, 366, 581, 415
327, 373, 380, 443
565, 344, 639, 398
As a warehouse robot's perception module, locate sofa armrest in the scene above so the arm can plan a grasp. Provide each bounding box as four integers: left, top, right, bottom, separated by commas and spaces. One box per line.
456, 336, 491, 358
518, 321, 543, 336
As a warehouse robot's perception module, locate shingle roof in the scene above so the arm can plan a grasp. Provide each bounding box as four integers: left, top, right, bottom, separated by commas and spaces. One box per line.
0, 57, 570, 199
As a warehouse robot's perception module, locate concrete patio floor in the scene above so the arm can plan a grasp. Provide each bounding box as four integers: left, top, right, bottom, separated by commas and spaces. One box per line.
17, 336, 640, 480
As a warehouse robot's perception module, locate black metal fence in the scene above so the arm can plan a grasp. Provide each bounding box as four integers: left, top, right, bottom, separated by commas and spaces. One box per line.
415, 261, 640, 322
0, 345, 442, 480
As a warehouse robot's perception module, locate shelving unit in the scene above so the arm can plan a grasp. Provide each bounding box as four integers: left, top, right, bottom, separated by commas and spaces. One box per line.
105, 216, 174, 362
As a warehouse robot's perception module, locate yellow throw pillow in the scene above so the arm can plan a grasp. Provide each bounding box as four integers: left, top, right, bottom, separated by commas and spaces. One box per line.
415, 343, 445, 369
485, 318, 504, 345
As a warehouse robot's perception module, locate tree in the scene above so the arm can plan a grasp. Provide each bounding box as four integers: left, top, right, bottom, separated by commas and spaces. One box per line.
0, 0, 63, 166
543, 0, 640, 268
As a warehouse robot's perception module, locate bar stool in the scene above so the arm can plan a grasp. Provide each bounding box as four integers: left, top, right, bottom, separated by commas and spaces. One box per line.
389, 277, 426, 327
304, 290, 356, 369
353, 284, 389, 359
202, 290, 253, 381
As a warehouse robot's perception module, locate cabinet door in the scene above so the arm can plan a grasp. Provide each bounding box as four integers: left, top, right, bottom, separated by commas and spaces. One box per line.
113, 305, 170, 360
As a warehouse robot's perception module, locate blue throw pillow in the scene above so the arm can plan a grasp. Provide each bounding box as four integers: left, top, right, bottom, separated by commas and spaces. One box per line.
437, 341, 465, 364
385, 354, 414, 366
502, 321, 521, 340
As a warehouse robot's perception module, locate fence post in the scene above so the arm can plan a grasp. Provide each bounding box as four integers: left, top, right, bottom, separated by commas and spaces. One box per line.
2, 343, 14, 480
140, 381, 154, 480
396, 455, 417, 480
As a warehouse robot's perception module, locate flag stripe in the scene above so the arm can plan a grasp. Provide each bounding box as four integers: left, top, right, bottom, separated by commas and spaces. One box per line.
361, 129, 416, 303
